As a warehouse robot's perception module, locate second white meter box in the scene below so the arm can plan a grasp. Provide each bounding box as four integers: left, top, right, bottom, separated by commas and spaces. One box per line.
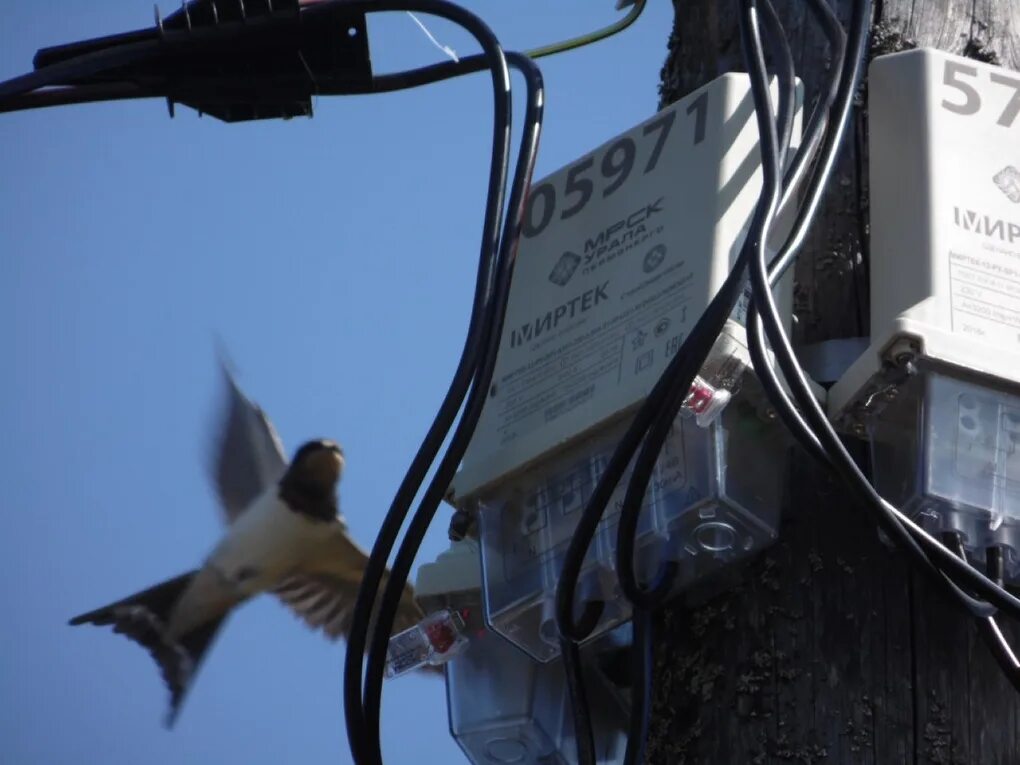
452, 73, 800, 660
830, 49, 1020, 576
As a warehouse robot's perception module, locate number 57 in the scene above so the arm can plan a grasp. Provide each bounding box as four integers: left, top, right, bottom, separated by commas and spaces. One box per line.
942, 60, 1020, 128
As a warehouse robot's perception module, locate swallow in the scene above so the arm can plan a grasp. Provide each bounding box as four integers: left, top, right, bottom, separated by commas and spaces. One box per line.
70, 364, 427, 725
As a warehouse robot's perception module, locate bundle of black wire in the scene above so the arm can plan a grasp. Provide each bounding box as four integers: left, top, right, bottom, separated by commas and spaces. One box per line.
343, 49, 543, 765
551, 2, 792, 759
736, 0, 1020, 675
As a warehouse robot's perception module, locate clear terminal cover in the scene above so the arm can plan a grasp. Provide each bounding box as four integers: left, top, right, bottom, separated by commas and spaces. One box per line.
474, 388, 786, 662
446, 625, 629, 765
868, 370, 1020, 580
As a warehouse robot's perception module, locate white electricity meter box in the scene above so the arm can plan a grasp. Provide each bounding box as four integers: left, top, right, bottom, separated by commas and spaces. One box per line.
450, 73, 800, 661
446, 623, 631, 765
830, 49, 1020, 577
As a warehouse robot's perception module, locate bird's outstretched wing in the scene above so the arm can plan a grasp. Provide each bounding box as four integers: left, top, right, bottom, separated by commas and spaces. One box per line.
272, 574, 361, 639
212, 362, 288, 523
272, 526, 425, 641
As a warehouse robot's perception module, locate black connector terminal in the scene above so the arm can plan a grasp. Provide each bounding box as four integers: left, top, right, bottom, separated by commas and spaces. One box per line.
30, 0, 372, 122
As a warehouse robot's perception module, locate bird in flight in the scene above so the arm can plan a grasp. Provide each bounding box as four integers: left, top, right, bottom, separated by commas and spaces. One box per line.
70, 364, 427, 725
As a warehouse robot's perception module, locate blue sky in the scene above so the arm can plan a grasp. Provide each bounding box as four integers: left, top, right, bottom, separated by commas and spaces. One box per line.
0, 2, 674, 762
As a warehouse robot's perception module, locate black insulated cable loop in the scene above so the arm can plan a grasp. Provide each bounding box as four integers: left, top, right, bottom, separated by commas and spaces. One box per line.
613, 0, 845, 610
550, 39, 792, 630
338, 5, 512, 765
774, 0, 846, 217
744, 0, 847, 468
562, 637, 597, 765
0, 37, 164, 101
740, 0, 1017, 620
759, 0, 796, 170
982, 547, 1020, 692
556, 54, 785, 628
357, 51, 544, 765
0, 82, 151, 113
609, 0, 787, 613
943, 535, 1020, 693
623, 608, 654, 765
557, 265, 749, 625
747, 0, 989, 611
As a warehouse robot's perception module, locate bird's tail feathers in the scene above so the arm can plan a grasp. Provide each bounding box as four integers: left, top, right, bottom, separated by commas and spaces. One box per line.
69, 571, 229, 727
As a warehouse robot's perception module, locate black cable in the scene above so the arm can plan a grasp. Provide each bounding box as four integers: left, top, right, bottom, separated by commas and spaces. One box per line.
605, 0, 788, 613
774, 0, 845, 217
336, 5, 512, 765
0, 36, 164, 102
943, 536, 1020, 693
0, 82, 151, 114
554, 81, 781, 627
745, 0, 847, 469
981, 547, 1020, 692
623, 609, 654, 765
562, 637, 597, 765
739, 0, 1019, 619
357, 52, 543, 765
560, 0, 790, 744
759, 0, 796, 170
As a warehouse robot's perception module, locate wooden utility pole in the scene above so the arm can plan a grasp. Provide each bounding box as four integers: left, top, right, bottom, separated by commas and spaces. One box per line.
648, 2, 1020, 763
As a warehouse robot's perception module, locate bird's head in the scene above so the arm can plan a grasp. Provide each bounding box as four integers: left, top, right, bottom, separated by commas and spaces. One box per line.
278, 440, 345, 520
288, 439, 345, 490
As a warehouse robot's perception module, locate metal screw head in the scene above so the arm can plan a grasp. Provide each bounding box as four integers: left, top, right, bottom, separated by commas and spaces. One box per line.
448, 509, 474, 541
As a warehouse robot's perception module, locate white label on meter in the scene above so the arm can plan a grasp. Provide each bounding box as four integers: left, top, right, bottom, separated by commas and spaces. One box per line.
455, 75, 799, 496
947, 217, 1020, 344
938, 60, 1020, 344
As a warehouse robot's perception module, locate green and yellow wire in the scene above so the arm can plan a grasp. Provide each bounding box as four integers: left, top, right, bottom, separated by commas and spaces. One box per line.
525, 0, 647, 60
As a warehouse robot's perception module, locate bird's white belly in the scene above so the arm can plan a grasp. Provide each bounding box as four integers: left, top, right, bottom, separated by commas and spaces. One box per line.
207, 491, 327, 594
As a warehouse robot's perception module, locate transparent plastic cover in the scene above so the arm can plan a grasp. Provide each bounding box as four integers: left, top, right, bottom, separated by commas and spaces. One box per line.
446, 627, 628, 765
869, 371, 1020, 579
476, 398, 786, 661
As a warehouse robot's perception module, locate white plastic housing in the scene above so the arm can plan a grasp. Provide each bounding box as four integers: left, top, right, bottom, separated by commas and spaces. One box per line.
831, 48, 1020, 421
868, 371, 1020, 579
414, 538, 483, 615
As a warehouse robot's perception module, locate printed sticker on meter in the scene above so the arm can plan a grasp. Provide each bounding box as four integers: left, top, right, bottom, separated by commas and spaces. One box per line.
454, 74, 802, 497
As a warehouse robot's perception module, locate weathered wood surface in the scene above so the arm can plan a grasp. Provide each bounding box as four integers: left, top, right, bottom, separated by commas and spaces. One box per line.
647, 2, 1020, 763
